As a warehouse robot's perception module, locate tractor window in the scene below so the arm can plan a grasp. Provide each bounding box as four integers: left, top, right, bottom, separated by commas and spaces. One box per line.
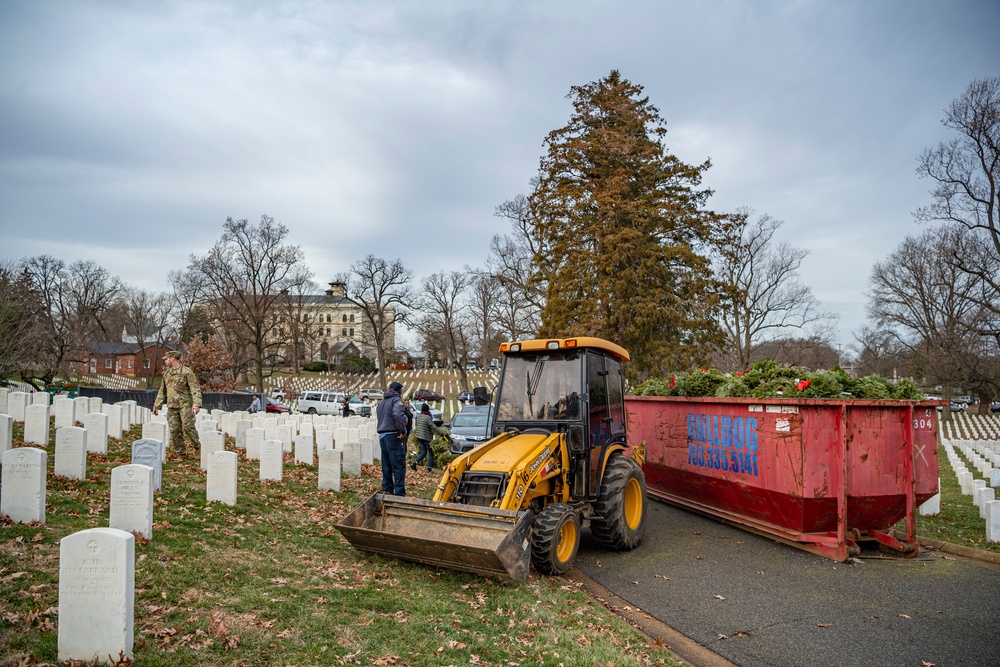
605, 356, 625, 435
588, 352, 610, 449
496, 353, 582, 422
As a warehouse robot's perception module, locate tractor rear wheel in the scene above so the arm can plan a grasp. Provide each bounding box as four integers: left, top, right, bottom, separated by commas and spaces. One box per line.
530, 503, 580, 575
591, 455, 647, 550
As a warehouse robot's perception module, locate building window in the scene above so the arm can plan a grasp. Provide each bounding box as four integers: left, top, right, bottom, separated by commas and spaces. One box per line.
342, 327, 348, 336
349, 328, 354, 337
128, 359, 133, 369
326, 314, 331, 323
105, 359, 113, 369
326, 327, 331, 336
144, 359, 151, 369
350, 313, 355, 322
342, 314, 347, 323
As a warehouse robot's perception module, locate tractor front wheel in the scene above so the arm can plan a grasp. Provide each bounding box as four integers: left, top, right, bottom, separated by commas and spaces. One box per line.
530, 503, 580, 575
591, 455, 647, 551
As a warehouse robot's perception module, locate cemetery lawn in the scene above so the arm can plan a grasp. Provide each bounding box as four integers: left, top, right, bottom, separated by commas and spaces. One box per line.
896, 444, 1000, 555
0, 422, 683, 667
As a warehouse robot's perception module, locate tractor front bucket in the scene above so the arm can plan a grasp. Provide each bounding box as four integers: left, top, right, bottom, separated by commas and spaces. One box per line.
335, 493, 535, 580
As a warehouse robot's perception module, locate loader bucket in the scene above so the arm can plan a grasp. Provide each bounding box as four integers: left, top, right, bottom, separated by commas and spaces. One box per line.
335, 493, 535, 580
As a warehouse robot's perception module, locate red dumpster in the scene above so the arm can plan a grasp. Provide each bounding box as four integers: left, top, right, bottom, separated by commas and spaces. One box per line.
627, 396, 940, 561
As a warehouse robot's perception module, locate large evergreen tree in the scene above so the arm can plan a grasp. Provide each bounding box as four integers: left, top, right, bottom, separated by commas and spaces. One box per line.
528, 71, 726, 378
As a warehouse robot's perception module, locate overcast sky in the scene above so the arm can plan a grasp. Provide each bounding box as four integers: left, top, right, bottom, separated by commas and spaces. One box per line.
1, 0, 997, 351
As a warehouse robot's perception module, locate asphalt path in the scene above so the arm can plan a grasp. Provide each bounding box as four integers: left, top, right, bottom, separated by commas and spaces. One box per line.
574, 499, 1000, 667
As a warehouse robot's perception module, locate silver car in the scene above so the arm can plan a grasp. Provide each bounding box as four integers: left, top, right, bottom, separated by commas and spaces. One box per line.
447, 410, 493, 454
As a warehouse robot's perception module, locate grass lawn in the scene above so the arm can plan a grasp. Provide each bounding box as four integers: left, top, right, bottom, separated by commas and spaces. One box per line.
899, 443, 1000, 554
1, 420, 682, 667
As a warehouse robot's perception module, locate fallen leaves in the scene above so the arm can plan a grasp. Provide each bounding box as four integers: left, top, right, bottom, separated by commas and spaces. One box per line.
817, 623, 832, 628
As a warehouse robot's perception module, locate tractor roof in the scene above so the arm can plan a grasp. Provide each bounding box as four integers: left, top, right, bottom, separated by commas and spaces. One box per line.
498, 337, 630, 363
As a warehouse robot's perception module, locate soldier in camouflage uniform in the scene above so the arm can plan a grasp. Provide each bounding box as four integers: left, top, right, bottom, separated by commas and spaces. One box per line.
152, 350, 202, 457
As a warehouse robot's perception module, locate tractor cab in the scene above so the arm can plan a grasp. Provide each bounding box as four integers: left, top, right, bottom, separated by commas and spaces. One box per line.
492, 337, 630, 502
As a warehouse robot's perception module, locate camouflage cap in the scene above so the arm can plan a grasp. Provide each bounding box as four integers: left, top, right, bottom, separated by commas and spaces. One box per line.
163, 351, 181, 360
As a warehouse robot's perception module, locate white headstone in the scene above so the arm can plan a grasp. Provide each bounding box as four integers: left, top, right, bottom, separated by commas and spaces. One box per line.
263, 417, 278, 440
235, 420, 251, 449
360, 436, 374, 465
7, 391, 28, 422
959, 471, 974, 495
276, 424, 293, 453
919, 478, 941, 516
130, 439, 163, 492
299, 421, 314, 442
74, 396, 90, 425
991, 468, 1000, 488
55, 427, 88, 480
259, 439, 283, 481
207, 451, 237, 506
294, 434, 313, 466
102, 405, 123, 440
83, 412, 109, 455
24, 404, 50, 446
348, 428, 360, 443
88, 396, 102, 415
316, 430, 334, 452
246, 428, 264, 461
0, 414, 11, 455
58, 527, 134, 662
33, 391, 50, 406
1, 447, 47, 523
0, 387, 7, 414
318, 448, 341, 491
142, 421, 168, 447
197, 419, 219, 433
980, 487, 996, 518
987, 500, 1000, 543
221, 413, 236, 436
200, 430, 225, 470
54, 397, 76, 429
109, 464, 154, 539
342, 441, 362, 477
334, 428, 349, 450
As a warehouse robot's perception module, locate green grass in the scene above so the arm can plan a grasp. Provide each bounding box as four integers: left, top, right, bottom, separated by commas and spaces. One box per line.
1, 420, 681, 667
899, 443, 1000, 554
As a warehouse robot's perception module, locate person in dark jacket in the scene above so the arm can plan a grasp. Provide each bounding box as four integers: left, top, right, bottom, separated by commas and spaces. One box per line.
411, 402, 447, 472
341, 395, 351, 418
375, 381, 408, 495
402, 399, 414, 441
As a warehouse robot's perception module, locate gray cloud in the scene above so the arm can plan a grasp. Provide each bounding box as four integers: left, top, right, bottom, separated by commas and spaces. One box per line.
1, 0, 998, 348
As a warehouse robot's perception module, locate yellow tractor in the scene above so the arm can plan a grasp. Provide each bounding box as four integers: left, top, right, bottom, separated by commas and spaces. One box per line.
335, 337, 647, 580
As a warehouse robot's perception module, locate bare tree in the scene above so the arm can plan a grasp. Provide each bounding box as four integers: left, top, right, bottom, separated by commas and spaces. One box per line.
417, 271, 472, 389
0, 260, 47, 382
343, 255, 412, 389
489, 193, 544, 338
277, 272, 320, 374
183, 215, 312, 392
714, 210, 837, 370
118, 287, 175, 387
915, 76, 1000, 344
466, 269, 503, 367
866, 226, 993, 414
19, 255, 123, 384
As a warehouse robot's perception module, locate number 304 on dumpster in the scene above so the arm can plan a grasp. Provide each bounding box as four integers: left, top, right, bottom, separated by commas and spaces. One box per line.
686, 414, 759, 476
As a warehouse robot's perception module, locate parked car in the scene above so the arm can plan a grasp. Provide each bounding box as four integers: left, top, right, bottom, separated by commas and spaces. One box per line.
272, 389, 285, 401
935, 400, 966, 413
460, 404, 492, 414
408, 401, 443, 426
413, 388, 445, 402
465, 361, 481, 371
357, 388, 384, 402
457, 391, 475, 404
954, 395, 972, 405
447, 409, 493, 454
297, 391, 372, 417
265, 396, 290, 414
991, 402, 1000, 413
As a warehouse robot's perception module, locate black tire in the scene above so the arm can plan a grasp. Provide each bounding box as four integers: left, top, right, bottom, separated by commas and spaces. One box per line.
307, 408, 317, 415
591, 455, 647, 551
530, 503, 580, 575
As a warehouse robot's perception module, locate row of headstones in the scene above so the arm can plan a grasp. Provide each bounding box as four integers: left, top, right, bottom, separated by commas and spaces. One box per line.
950, 413, 1000, 439
1, 402, 147, 460
941, 440, 1000, 542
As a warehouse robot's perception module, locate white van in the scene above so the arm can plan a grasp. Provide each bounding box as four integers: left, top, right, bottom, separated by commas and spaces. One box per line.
297, 391, 372, 417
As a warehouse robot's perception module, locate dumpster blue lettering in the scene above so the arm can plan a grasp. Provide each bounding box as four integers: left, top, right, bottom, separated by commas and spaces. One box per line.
686, 413, 758, 476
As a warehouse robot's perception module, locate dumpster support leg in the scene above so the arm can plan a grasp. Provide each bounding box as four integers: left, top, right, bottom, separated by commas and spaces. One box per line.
837, 403, 848, 560
905, 405, 915, 545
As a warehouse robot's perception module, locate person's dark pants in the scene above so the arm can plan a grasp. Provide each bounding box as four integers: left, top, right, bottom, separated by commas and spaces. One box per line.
379, 432, 407, 496
414, 438, 433, 470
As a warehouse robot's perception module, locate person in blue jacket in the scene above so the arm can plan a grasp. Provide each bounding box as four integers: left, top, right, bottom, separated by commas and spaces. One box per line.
375, 381, 408, 495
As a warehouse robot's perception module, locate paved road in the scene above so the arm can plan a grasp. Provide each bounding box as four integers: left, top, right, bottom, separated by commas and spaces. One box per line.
575, 500, 1000, 667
